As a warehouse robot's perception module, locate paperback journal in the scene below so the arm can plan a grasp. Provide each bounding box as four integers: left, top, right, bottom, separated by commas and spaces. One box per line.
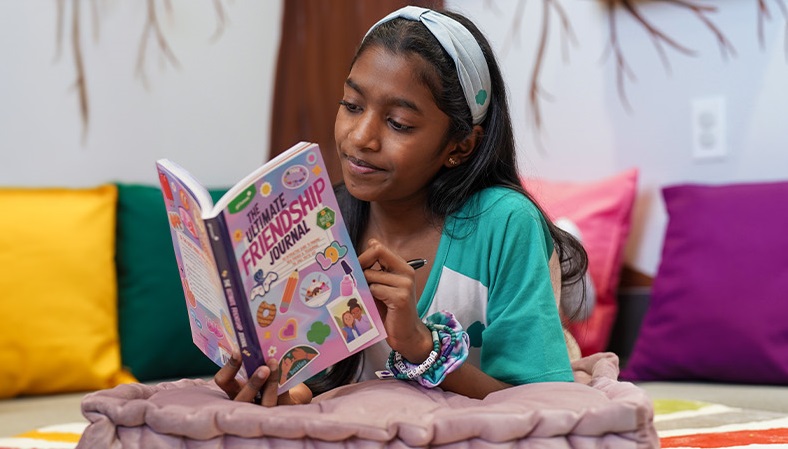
156, 142, 386, 394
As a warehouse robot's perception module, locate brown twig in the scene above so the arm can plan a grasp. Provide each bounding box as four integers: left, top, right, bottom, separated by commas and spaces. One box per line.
779, 0, 788, 59
604, 0, 637, 114
663, 0, 736, 59
526, 0, 577, 133
55, 0, 65, 62
521, 0, 578, 152
620, 0, 696, 77
499, 0, 528, 57
552, 0, 577, 63
483, 0, 503, 16
493, 0, 577, 132
604, 0, 735, 113
758, 0, 771, 48
136, 0, 180, 90
210, 0, 228, 42
758, 0, 788, 59
71, 0, 89, 141
530, 1, 551, 131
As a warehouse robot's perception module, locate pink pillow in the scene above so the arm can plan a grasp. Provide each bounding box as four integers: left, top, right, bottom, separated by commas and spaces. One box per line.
522, 169, 639, 356
621, 181, 788, 383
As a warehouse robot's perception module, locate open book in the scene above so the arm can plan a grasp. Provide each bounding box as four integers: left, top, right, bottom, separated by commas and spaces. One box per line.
156, 142, 386, 394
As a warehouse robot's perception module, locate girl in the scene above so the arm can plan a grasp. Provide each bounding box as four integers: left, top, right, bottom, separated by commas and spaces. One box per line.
216, 5, 588, 406
340, 310, 361, 343
348, 297, 372, 334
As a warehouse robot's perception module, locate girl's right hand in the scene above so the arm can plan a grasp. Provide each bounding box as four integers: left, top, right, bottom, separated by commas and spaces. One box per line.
358, 239, 434, 364
214, 352, 312, 406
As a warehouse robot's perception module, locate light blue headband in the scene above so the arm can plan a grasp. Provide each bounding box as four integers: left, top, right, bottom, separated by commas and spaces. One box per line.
365, 6, 491, 125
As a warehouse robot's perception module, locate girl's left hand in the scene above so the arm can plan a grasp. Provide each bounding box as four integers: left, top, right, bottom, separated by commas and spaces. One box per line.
214, 352, 313, 406
358, 239, 433, 363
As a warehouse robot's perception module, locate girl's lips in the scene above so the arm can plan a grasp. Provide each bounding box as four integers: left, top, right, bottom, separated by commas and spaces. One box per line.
345, 155, 382, 174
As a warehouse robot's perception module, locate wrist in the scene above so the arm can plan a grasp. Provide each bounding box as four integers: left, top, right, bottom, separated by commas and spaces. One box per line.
391, 323, 433, 363
382, 311, 471, 388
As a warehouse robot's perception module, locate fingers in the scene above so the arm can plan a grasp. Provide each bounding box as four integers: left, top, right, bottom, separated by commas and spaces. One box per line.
360, 240, 416, 304
214, 351, 243, 399
233, 364, 272, 404
363, 259, 417, 312
358, 239, 413, 274
358, 238, 418, 319
280, 383, 314, 405
259, 359, 281, 407
357, 239, 381, 270
234, 359, 282, 407
366, 277, 415, 308
216, 354, 310, 407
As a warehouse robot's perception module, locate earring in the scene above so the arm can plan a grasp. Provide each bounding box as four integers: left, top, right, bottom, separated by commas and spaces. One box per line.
448, 157, 460, 167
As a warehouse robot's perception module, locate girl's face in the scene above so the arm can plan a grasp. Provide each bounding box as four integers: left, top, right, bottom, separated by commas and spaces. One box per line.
350, 306, 362, 320
335, 46, 455, 205
342, 312, 355, 326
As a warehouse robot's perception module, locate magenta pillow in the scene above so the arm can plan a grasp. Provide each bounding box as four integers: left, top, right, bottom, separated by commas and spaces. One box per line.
621, 181, 788, 384
522, 169, 639, 356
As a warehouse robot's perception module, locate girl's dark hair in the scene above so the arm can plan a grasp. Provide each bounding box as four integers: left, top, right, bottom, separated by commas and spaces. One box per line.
307, 9, 588, 396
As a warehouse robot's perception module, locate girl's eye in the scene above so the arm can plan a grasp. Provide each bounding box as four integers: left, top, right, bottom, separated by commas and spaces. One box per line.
388, 119, 413, 132
339, 100, 360, 113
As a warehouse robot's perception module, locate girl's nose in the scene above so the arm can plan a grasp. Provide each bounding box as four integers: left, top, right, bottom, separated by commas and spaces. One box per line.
348, 113, 381, 152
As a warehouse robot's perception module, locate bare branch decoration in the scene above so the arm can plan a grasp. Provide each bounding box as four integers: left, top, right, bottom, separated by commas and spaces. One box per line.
136, 0, 180, 90
53, 0, 788, 143
210, 0, 229, 42
602, 0, 638, 114
605, 0, 735, 114
54, 0, 229, 142
491, 0, 787, 135
493, 0, 578, 138
530, 0, 577, 131
71, 0, 89, 140
757, 0, 788, 59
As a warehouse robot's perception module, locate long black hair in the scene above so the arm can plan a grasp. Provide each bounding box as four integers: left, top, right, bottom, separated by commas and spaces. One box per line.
307, 9, 588, 396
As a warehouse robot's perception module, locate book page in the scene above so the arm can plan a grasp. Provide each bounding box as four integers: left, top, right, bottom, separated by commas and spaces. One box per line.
176, 233, 226, 318
156, 159, 216, 213
156, 164, 240, 371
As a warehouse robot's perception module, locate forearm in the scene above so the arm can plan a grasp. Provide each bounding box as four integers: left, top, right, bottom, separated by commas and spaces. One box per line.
438, 362, 511, 399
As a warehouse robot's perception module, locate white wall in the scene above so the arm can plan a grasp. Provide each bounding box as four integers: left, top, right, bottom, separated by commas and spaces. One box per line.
3, 1, 787, 275
0, 0, 283, 188
447, 0, 788, 274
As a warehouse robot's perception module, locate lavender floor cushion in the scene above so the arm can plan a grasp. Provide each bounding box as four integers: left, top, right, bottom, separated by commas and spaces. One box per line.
77, 353, 657, 448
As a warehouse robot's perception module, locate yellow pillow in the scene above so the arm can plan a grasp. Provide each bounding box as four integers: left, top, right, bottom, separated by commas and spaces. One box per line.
0, 185, 136, 398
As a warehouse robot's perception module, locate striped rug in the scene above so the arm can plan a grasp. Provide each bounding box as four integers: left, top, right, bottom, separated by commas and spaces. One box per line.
655, 399, 788, 448
0, 423, 85, 449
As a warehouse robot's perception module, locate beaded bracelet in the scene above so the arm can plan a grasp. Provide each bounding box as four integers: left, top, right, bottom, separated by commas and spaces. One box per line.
390, 328, 440, 378
382, 311, 470, 388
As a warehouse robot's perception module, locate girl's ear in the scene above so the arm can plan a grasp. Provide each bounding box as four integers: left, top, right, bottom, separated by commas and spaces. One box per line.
445, 125, 483, 168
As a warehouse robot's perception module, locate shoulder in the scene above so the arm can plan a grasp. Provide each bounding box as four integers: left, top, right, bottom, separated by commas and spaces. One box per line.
447, 186, 553, 256
458, 186, 546, 229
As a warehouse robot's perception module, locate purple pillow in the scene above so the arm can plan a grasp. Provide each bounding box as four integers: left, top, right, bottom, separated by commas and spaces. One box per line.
621, 181, 788, 384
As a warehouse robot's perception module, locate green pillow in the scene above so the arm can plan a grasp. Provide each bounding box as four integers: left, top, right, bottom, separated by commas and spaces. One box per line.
116, 183, 227, 381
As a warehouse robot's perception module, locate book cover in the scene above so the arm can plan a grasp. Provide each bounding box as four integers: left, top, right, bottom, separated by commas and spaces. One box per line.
156, 142, 386, 394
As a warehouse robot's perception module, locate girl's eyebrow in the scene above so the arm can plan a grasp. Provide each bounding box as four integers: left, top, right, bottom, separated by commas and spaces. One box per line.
345, 78, 364, 95
345, 78, 422, 114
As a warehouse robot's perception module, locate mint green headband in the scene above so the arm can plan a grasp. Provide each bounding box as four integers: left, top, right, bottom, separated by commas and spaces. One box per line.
365, 6, 492, 125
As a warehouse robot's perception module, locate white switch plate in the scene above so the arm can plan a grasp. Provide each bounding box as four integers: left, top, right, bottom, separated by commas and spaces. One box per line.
691, 96, 727, 160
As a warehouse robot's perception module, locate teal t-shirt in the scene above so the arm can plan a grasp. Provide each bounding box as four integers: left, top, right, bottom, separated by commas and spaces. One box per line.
361, 187, 573, 385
